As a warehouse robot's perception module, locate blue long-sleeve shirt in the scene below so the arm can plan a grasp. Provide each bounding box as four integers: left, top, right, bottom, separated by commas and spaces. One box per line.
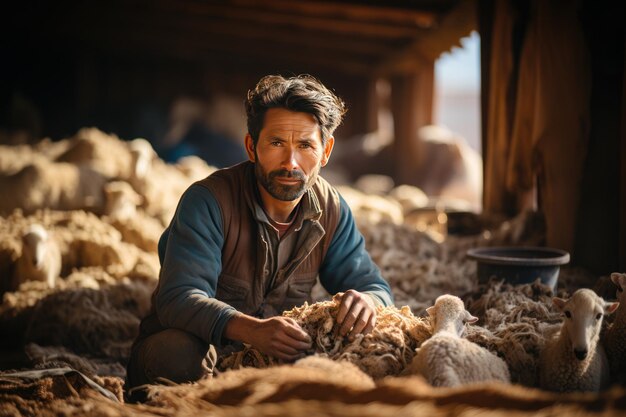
154, 182, 393, 347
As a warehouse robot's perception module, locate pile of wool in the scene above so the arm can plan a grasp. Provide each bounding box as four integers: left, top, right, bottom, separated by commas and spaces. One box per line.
2, 364, 626, 417
0, 209, 160, 284
358, 220, 476, 314
353, 208, 547, 315
463, 279, 563, 387
140, 366, 626, 417
336, 185, 404, 225
0, 208, 158, 368
130, 155, 216, 226
218, 294, 432, 379
0, 128, 217, 227
0, 144, 52, 176
1, 268, 155, 360
24, 343, 126, 379
55, 128, 141, 180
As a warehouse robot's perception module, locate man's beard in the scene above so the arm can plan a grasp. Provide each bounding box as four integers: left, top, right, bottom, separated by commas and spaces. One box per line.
255, 159, 320, 202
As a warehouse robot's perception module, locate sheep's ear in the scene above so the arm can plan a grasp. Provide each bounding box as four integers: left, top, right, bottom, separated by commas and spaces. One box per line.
605, 302, 620, 315
464, 311, 479, 324
426, 306, 435, 317
610, 273, 620, 285
611, 272, 626, 288
553, 297, 567, 310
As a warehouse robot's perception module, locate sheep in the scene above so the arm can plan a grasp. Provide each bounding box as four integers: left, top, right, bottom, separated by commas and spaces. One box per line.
12, 224, 61, 289
539, 288, 619, 392
103, 182, 163, 253
103, 181, 143, 221
388, 184, 428, 214
55, 128, 134, 179
604, 272, 626, 384
408, 294, 511, 387
336, 185, 404, 225
0, 159, 107, 215
128, 138, 156, 182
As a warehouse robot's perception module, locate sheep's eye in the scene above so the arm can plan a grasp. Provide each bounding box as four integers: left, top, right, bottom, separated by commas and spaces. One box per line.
565, 311, 572, 318
596, 313, 603, 320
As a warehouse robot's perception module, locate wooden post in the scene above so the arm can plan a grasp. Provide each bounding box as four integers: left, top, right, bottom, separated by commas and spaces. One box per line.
621, 40, 626, 272
390, 63, 434, 186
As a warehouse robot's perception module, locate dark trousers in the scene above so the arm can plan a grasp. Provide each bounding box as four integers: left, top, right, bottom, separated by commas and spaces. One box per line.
124, 328, 216, 402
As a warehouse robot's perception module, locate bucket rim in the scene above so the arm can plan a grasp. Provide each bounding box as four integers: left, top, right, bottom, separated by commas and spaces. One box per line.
466, 246, 570, 267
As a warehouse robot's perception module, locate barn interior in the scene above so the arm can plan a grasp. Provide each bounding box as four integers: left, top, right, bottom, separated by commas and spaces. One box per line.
1, 0, 625, 416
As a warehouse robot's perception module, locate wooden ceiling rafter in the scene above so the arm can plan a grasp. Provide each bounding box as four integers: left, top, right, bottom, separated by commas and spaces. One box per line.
18, 0, 475, 77
106, 10, 399, 57
228, 0, 438, 28
153, 0, 425, 40
375, 0, 477, 75
42, 1, 407, 68
59, 22, 376, 75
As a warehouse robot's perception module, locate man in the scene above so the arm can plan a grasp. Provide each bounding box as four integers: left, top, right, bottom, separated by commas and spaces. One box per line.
125, 74, 393, 397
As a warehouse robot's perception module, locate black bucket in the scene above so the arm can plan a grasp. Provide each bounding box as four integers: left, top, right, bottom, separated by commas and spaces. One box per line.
466, 246, 570, 290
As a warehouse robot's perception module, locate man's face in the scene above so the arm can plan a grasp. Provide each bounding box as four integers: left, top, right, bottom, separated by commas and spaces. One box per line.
246, 108, 334, 202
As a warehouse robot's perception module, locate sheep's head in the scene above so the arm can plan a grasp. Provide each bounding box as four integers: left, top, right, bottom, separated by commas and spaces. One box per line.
22, 224, 49, 268
129, 138, 155, 180
553, 289, 619, 361
426, 294, 477, 336
610, 272, 626, 304
104, 181, 143, 220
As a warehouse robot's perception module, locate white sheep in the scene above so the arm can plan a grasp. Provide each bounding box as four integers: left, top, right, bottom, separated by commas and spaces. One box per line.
0, 159, 107, 215
128, 138, 156, 182
604, 273, 625, 384
540, 288, 619, 392
103, 181, 143, 221
12, 224, 61, 289
408, 294, 511, 387
55, 128, 133, 179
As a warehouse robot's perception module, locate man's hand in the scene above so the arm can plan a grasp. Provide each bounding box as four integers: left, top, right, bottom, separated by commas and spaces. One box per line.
225, 314, 312, 361
336, 290, 377, 340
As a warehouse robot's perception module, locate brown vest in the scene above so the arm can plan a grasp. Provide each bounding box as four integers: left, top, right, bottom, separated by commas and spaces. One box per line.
137, 163, 341, 342
195, 162, 341, 317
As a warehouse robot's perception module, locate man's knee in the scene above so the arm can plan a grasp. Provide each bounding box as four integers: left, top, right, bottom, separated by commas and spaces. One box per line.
126, 329, 213, 391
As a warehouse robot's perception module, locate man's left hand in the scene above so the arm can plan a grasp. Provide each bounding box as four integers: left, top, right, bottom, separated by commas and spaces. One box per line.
336, 289, 377, 340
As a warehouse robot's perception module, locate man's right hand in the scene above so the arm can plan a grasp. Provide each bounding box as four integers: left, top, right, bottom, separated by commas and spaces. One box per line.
224, 314, 312, 361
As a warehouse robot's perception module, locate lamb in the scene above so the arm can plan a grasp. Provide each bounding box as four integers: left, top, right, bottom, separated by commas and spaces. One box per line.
408, 294, 511, 387
604, 272, 626, 384
12, 224, 61, 289
539, 288, 619, 392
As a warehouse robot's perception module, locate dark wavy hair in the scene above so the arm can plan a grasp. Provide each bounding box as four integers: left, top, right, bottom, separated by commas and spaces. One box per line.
245, 74, 347, 146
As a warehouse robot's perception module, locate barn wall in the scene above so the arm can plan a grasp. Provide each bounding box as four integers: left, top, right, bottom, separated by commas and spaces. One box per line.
480, 0, 625, 275
1, 39, 377, 148
574, 0, 625, 273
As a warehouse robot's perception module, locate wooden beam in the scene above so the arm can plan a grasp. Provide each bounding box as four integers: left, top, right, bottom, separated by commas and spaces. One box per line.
59, 24, 376, 75
153, 0, 422, 39
228, 0, 438, 28
113, 10, 398, 57
375, 0, 477, 75
46, 2, 402, 61
621, 38, 626, 271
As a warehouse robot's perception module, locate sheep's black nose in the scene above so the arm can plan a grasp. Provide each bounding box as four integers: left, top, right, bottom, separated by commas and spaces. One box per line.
574, 349, 587, 360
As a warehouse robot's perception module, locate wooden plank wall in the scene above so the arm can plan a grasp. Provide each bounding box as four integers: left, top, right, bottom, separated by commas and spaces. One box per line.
480, 0, 625, 275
